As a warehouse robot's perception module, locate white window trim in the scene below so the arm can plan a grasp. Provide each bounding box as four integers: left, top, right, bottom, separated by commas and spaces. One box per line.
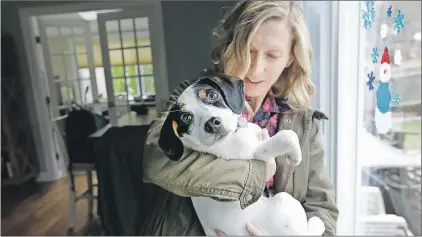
335, 1, 362, 235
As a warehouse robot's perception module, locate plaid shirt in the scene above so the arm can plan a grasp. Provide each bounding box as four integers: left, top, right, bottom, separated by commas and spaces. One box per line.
241, 90, 291, 196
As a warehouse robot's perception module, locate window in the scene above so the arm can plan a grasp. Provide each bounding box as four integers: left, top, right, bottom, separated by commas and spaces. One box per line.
78, 64, 155, 102
357, 1, 421, 236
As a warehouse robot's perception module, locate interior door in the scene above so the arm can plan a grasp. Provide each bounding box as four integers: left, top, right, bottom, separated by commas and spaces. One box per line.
97, 8, 158, 125
38, 18, 98, 118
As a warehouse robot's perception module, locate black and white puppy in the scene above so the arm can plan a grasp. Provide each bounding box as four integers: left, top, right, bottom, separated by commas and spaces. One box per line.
158, 69, 325, 236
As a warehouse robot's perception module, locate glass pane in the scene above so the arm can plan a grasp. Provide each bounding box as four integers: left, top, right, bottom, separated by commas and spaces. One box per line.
127, 77, 140, 98
141, 76, 155, 95
109, 49, 123, 68
140, 64, 153, 75
120, 19, 134, 32
60, 81, 76, 105
126, 65, 138, 77
64, 55, 77, 79
107, 32, 121, 49
111, 66, 124, 78
106, 20, 118, 33
78, 68, 90, 81
51, 55, 66, 80
48, 37, 72, 54
60, 27, 72, 36
76, 53, 88, 71
357, 1, 421, 236
123, 48, 136, 65
74, 37, 86, 53
90, 21, 98, 34
137, 47, 152, 65
95, 67, 107, 101
73, 27, 84, 35
113, 79, 128, 97
79, 79, 93, 104
136, 30, 151, 47
46, 27, 59, 37
135, 17, 149, 30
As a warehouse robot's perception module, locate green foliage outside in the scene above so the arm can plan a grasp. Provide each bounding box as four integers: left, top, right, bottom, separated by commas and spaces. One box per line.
111, 64, 155, 97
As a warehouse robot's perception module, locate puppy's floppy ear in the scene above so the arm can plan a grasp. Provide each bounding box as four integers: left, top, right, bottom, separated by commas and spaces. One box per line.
158, 104, 184, 161
198, 69, 245, 114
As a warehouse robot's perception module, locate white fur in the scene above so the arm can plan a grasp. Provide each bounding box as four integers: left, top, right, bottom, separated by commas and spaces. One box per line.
173, 85, 325, 236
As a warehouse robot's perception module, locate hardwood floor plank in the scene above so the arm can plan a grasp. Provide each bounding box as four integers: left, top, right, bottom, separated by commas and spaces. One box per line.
1, 174, 98, 236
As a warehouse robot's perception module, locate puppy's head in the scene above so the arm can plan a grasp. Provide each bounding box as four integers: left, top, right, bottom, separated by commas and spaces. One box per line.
158, 69, 245, 161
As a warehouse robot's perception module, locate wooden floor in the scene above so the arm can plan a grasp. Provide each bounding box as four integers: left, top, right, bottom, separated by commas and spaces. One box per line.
1, 175, 97, 236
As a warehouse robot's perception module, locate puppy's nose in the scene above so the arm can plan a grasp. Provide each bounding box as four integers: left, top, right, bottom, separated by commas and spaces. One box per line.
204, 117, 221, 133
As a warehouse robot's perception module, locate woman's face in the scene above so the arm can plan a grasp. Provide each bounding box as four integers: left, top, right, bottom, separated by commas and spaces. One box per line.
244, 19, 293, 98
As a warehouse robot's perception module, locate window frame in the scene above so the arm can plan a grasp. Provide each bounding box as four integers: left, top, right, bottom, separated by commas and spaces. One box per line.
335, 1, 363, 235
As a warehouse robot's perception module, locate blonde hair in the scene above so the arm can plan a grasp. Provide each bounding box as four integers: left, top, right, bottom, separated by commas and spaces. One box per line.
211, 1, 314, 111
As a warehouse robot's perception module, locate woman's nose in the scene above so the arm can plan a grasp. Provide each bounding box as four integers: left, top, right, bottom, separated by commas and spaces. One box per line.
250, 54, 265, 75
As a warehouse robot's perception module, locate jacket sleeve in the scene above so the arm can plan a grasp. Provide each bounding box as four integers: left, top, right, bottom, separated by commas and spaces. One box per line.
303, 117, 339, 236
142, 80, 267, 209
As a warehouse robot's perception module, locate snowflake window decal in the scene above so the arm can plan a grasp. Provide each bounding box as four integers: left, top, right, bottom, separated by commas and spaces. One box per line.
361, 0, 375, 30
393, 9, 405, 35
371, 47, 379, 64
367, 71, 375, 91
392, 92, 401, 108
387, 5, 392, 18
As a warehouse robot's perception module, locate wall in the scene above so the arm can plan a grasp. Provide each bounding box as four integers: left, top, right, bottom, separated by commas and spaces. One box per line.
161, 1, 235, 91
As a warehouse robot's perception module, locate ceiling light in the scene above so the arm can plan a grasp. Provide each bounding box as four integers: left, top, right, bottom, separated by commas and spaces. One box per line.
413, 32, 421, 41
78, 9, 121, 21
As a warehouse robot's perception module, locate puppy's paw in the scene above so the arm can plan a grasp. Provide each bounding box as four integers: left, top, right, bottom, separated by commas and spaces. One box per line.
307, 216, 325, 236
273, 130, 302, 166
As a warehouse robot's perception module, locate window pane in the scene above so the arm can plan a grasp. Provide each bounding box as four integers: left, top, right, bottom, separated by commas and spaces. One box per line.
141, 76, 155, 95
358, 1, 421, 236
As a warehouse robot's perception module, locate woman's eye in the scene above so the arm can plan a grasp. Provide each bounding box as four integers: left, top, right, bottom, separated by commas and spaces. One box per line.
267, 54, 279, 60
181, 113, 193, 124
207, 90, 219, 101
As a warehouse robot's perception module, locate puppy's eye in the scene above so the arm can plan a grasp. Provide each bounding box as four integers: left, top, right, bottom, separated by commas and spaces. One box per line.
207, 90, 219, 101
180, 113, 193, 124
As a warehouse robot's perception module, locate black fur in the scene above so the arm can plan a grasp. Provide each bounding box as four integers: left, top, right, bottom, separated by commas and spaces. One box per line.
158, 104, 185, 161
197, 69, 245, 114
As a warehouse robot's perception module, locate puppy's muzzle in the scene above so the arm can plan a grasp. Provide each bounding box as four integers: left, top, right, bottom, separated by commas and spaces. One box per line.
204, 117, 222, 134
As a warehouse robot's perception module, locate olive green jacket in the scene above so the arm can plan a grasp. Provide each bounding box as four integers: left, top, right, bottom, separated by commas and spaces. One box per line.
141, 80, 339, 236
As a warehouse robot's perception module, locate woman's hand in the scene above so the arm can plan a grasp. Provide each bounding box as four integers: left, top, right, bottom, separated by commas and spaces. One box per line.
215, 222, 263, 236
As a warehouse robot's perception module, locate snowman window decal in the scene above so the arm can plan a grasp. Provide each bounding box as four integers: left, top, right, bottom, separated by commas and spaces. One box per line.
375, 47, 393, 135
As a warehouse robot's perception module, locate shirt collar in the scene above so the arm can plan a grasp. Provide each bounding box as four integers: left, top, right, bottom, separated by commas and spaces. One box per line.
245, 89, 286, 114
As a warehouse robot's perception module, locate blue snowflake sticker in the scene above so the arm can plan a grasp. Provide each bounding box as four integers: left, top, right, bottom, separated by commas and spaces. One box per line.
367, 71, 375, 91
371, 47, 379, 64
361, 1, 375, 30
392, 92, 401, 107
393, 9, 405, 35
387, 6, 392, 17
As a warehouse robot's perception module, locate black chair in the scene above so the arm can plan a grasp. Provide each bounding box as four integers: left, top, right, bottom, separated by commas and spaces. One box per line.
52, 106, 108, 235
94, 125, 152, 235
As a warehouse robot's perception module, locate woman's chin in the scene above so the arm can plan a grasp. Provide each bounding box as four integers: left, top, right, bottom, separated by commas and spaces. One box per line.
245, 88, 266, 98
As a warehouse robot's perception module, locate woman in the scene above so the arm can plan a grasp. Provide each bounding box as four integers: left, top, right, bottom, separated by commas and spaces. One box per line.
141, 1, 339, 235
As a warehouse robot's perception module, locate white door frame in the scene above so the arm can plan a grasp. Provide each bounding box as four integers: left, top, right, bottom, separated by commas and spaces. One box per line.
97, 8, 166, 125
18, 1, 169, 182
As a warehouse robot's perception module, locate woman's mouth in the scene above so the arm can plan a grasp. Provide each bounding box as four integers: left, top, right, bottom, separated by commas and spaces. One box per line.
245, 77, 263, 85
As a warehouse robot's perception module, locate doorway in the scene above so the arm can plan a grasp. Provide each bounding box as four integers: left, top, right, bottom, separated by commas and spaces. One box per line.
20, 1, 169, 182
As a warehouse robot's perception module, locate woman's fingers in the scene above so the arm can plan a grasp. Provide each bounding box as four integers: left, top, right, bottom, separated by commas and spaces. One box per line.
215, 229, 227, 236
246, 222, 263, 236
